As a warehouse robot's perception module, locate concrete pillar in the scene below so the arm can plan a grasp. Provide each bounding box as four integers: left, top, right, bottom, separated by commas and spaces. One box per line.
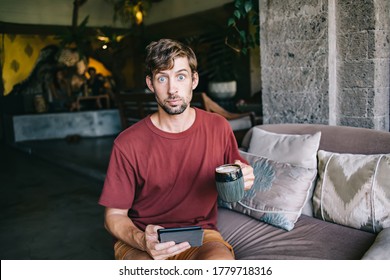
336, 0, 390, 130
260, 0, 390, 131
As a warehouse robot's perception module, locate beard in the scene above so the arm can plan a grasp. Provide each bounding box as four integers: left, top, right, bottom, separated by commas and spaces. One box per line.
156, 95, 189, 115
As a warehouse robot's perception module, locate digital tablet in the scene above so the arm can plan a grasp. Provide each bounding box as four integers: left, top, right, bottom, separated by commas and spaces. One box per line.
157, 226, 204, 247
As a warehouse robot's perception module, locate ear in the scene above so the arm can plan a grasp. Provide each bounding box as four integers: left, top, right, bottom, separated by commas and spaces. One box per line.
192, 72, 199, 90
146, 75, 155, 92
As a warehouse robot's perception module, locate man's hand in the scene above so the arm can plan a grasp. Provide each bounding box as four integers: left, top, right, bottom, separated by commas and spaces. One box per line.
234, 160, 255, 191
144, 225, 191, 260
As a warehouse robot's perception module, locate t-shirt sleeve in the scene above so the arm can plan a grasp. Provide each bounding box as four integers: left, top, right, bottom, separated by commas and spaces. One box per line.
223, 121, 248, 165
98, 143, 136, 209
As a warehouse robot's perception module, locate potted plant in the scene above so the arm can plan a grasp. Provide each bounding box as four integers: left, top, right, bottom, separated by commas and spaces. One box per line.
206, 41, 238, 100
201, 0, 260, 100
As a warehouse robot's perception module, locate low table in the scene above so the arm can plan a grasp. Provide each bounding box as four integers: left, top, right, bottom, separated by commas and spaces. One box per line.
8, 109, 121, 142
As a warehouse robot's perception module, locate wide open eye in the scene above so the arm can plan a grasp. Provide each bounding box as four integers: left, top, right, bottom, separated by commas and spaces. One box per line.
157, 76, 167, 83
177, 74, 186, 81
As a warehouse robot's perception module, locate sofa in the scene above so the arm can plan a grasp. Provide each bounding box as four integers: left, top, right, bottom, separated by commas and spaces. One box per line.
217, 123, 390, 260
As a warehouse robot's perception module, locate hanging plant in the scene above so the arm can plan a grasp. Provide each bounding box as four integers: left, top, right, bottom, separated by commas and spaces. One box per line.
54, 0, 93, 74
226, 0, 260, 55
55, 15, 93, 59
105, 0, 154, 27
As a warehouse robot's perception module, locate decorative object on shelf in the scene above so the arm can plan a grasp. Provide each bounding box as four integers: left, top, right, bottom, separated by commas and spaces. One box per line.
208, 80, 237, 100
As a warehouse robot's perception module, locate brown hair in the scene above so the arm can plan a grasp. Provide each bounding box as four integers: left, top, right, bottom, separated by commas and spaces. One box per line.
145, 38, 198, 77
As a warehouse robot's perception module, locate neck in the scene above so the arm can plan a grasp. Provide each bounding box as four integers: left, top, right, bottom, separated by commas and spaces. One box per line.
151, 107, 196, 133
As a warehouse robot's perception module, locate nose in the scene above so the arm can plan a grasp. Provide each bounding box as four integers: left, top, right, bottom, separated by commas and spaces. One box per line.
168, 79, 178, 95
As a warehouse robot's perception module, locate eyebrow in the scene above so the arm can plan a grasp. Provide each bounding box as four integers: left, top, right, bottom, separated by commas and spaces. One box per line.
156, 68, 190, 75
175, 69, 189, 74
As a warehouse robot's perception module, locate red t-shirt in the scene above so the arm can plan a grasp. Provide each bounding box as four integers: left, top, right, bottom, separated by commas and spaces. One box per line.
99, 107, 244, 231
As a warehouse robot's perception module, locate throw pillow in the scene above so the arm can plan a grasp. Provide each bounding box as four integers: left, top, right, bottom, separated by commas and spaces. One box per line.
313, 150, 390, 233
247, 127, 321, 216
248, 127, 322, 169
218, 151, 317, 231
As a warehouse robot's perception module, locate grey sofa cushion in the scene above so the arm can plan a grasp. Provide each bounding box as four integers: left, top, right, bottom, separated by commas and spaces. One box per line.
362, 228, 390, 260
217, 208, 376, 260
241, 124, 390, 155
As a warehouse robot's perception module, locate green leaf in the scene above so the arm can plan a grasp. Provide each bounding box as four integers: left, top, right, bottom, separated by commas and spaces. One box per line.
244, 0, 253, 13
227, 17, 236, 27
234, 10, 241, 19
234, 0, 243, 9
239, 30, 246, 42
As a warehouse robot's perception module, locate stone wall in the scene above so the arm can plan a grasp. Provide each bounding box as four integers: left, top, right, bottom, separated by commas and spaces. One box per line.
336, 0, 390, 130
260, 0, 390, 131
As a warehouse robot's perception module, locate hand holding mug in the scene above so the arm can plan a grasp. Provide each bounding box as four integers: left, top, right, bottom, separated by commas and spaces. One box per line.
234, 159, 254, 191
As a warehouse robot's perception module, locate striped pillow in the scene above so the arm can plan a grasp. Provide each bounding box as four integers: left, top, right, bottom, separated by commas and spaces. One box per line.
313, 150, 390, 233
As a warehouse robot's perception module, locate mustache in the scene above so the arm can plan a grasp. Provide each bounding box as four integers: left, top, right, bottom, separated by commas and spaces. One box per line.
165, 95, 182, 101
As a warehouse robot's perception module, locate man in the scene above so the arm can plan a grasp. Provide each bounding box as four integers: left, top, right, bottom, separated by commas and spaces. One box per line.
99, 39, 254, 260
86, 67, 105, 96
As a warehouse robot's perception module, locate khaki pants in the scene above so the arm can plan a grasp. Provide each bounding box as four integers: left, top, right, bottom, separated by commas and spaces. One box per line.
114, 229, 234, 260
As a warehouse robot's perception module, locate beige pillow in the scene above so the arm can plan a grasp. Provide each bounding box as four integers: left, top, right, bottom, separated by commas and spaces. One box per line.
247, 127, 321, 216
313, 150, 390, 233
248, 127, 321, 169
218, 151, 317, 231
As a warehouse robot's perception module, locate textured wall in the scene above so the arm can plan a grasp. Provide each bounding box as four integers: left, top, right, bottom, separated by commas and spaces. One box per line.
260, 0, 390, 130
260, 0, 329, 124
336, 0, 390, 130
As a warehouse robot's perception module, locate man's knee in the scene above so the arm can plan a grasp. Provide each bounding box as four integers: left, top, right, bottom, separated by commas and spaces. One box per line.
122, 249, 153, 260
191, 241, 235, 260
114, 240, 152, 260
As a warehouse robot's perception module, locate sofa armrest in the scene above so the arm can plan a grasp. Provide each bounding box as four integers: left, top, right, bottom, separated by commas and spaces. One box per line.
361, 228, 390, 260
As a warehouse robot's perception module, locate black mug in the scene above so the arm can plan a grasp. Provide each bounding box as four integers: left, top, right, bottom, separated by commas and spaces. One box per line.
215, 164, 245, 203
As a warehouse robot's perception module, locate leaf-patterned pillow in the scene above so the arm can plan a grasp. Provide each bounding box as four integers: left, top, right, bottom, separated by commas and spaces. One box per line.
313, 150, 390, 233
218, 151, 317, 231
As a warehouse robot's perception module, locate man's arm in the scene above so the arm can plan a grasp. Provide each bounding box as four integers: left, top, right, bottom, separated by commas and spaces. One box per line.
104, 207, 147, 251
104, 207, 191, 259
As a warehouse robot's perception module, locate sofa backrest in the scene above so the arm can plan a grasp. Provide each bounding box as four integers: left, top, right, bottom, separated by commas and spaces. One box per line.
241, 124, 390, 154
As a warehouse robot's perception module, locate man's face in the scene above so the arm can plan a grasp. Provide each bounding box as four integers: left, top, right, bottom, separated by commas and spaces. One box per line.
146, 56, 199, 115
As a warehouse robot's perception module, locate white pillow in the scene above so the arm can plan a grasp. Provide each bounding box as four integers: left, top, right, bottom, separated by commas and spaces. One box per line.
248, 127, 321, 169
